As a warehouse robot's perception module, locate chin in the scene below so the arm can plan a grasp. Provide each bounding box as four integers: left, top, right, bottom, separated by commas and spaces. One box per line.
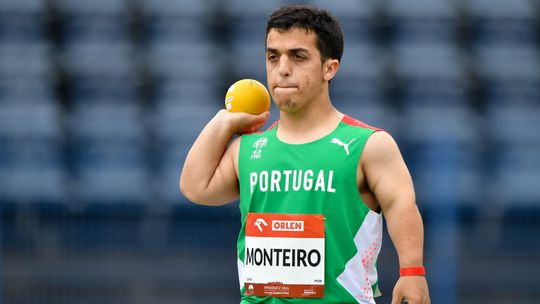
273, 98, 285, 108
278, 102, 300, 113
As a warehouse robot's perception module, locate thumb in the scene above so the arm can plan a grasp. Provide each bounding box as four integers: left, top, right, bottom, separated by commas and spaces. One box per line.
241, 111, 270, 134
248, 111, 270, 129
251, 111, 270, 125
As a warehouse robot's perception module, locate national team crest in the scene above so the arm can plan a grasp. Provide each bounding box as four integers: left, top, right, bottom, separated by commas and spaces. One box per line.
251, 137, 268, 160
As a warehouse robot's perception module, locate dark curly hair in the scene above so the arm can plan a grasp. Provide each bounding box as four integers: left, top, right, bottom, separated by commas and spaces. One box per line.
266, 5, 344, 63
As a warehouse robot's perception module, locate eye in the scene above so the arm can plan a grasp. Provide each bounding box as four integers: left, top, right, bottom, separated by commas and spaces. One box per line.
293, 54, 306, 60
267, 54, 278, 62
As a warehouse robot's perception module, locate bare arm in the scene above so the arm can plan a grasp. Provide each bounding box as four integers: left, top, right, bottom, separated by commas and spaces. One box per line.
361, 131, 429, 304
180, 110, 269, 206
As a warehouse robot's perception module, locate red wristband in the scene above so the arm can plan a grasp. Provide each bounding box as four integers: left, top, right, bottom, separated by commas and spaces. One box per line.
400, 266, 426, 277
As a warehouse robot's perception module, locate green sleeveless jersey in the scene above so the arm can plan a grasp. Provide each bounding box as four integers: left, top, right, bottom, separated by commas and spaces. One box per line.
237, 115, 383, 304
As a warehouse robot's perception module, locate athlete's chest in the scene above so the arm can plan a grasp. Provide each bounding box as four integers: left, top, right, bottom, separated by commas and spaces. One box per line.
242, 142, 358, 197
242, 134, 360, 167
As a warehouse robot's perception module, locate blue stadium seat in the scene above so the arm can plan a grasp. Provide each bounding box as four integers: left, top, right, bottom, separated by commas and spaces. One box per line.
70, 103, 150, 205
385, 0, 459, 45
0, 41, 52, 78
475, 44, 540, 105
152, 102, 216, 145
0, 103, 66, 204
230, 43, 267, 82
485, 102, 540, 209
464, 0, 537, 47
225, 0, 284, 45
311, 0, 378, 43
0, 75, 55, 104
62, 41, 137, 103
139, 0, 212, 43
146, 40, 218, 82
157, 143, 191, 205
0, 0, 47, 43
71, 103, 145, 143
53, 0, 130, 44
403, 105, 483, 206
154, 78, 220, 106
147, 41, 221, 104
404, 105, 478, 144
413, 145, 483, 208
0, 33, 54, 107
331, 43, 385, 106
393, 42, 467, 106
0, 103, 62, 163
75, 165, 150, 206
486, 104, 540, 148
152, 102, 216, 204
490, 146, 540, 207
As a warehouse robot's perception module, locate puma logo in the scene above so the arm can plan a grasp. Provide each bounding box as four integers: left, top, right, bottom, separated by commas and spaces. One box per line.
330, 138, 357, 155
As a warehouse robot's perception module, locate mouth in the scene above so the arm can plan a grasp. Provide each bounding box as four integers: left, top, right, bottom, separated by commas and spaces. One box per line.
274, 85, 298, 92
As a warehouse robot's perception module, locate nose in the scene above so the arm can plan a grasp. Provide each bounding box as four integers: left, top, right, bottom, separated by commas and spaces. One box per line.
277, 55, 291, 77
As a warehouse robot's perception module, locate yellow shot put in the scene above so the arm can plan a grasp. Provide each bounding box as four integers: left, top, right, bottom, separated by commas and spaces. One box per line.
225, 79, 271, 115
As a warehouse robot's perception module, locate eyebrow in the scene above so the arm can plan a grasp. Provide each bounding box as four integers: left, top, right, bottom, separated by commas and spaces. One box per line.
266, 47, 310, 55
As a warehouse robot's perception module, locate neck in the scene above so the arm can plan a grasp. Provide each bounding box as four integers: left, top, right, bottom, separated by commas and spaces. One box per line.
276, 94, 343, 144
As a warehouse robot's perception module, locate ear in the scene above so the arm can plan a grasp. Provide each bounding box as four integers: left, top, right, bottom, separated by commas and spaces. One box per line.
323, 59, 340, 82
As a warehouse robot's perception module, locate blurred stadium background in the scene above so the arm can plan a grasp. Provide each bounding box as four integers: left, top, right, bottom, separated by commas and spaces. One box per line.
1, 0, 539, 303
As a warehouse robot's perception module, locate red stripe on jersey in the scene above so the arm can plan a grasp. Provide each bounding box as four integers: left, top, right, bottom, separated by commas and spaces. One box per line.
342, 114, 383, 132
266, 120, 279, 130
259, 116, 382, 133
254, 120, 278, 134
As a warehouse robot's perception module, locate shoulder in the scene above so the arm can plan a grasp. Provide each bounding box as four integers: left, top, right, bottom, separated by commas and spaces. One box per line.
361, 131, 402, 168
337, 114, 400, 165
365, 131, 399, 152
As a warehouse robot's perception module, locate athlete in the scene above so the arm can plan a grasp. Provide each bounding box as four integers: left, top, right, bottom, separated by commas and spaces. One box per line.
180, 5, 430, 304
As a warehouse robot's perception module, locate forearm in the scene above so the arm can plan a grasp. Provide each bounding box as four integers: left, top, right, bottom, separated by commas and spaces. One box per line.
385, 201, 425, 268
180, 111, 235, 202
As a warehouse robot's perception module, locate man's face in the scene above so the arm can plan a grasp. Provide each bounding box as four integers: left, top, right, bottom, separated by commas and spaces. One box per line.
265, 28, 330, 113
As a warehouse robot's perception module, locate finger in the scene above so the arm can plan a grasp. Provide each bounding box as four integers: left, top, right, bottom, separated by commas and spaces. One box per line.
244, 118, 269, 134
391, 293, 403, 304
403, 297, 420, 304
252, 122, 265, 132
247, 123, 264, 134
253, 111, 270, 124
251, 112, 270, 131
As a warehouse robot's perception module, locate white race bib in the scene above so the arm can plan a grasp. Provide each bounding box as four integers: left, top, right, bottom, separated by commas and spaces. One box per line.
244, 213, 325, 298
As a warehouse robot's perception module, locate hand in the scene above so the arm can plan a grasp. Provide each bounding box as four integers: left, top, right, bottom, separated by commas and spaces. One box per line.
216, 110, 270, 135
391, 276, 430, 304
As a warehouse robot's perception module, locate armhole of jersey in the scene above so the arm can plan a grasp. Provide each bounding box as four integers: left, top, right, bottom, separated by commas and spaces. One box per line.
342, 114, 386, 214
236, 135, 243, 180
356, 128, 388, 213
353, 129, 383, 214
